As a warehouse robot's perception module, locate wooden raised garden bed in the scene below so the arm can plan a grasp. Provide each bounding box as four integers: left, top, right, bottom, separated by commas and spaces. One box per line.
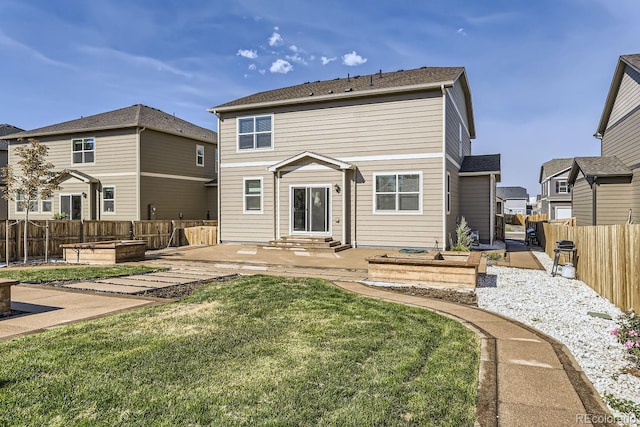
61, 240, 146, 265
367, 251, 482, 289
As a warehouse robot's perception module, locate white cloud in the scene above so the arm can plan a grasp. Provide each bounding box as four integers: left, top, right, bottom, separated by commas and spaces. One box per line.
286, 53, 307, 65
269, 32, 283, 47
457, 28, 467, 36
289, 45, 299, 52
259, 69, 266, 75
79, 45, 192, 77
248, 63, 256, 71
237, 49, 258, 59
270, 59, 293, 74
342, 51, 367, 66
0, 30, 69, 68
321, 56, 337, 65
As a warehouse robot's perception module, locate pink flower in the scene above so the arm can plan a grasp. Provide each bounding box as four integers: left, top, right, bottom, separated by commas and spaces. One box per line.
629, 330, 638, 337
611, 328, 620, 336
625, 340, 634, 348
635, 341, 640, 348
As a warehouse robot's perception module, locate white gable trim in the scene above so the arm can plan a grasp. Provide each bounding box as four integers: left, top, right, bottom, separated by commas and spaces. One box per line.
267, 151, 355, 172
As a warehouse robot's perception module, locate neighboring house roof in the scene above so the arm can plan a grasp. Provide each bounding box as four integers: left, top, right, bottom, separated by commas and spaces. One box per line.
0, 124, 25, 150
211, 67, 476, 138
596, 54, 640, 136
459, 154, 501, 178
539, 158, 573, 183
496, 186, 529, 200
6, 105, 216, 143
567, 156, 633, 184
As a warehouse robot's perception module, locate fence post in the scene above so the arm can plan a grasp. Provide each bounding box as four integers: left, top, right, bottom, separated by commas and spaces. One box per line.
4, 220, 8, 265
45, 220, 49, 263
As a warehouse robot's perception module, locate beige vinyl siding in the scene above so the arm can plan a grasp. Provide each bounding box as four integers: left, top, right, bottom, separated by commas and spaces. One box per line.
445, 162, 460, 247
276, 163, 343, 240
355, 158, 443, 249
139, 175, 209, 220
595, 180, 632, 225
572, 177, 593, 226
602, 108, 640, 167
219, 167, 274, 243
36, 129, 138, 175
459, 176, 490, 243
608, 66, 640, 126
140, 129, 215, 179
445, 85, 471, 162
218, 92, 444, 165
633, 172, 640, 224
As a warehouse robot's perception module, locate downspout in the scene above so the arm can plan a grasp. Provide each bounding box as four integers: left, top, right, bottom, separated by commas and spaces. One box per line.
490, 173, 495, 245
276, 170, 281, 239
136, 126, 146, 221
342, 169, 346, 245
215, 114, 221, 243
353, 169, 357, 248
592, 176, 598, 225
441, 84, 447, 250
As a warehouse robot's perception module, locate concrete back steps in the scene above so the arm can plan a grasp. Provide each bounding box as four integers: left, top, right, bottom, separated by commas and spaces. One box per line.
262, 236, 351, 252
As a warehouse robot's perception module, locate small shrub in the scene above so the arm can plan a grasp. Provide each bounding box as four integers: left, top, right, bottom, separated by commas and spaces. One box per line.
611, 310, 640, 369
52, 212, 67, 220
451, 217, 472, 251
482, 252, 502, 261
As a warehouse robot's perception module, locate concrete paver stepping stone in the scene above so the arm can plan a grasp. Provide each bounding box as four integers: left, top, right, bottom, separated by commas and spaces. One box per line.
62, 281, 156, 294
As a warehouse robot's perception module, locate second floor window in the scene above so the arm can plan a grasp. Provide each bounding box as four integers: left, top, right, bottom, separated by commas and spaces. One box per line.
238, 115, 272, 150
72, 138, 95, 164
196, 145, 204, 167
556, 180, 570, 193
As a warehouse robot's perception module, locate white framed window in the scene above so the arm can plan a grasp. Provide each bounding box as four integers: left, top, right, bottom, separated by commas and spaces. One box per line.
446, 172, 451, 214
72, 137, 95, 164
556, 180, 570, 194
237, 115, 273, 150
196, 145, 204, 167
102, 186, 115, 213
15, 193, 38, 213
243, 177, 263, 214
41, 197, 52, 213
373, 172, 422, 213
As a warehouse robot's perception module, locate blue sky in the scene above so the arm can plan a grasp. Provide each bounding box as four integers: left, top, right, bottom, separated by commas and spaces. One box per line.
1, 0, 639, 197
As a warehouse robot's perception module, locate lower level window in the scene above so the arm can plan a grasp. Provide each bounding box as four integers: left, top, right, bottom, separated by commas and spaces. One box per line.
103, 186, 115, 213
243, 178, 262, 213
374, 172, 421, 213
41, 197, 52, 213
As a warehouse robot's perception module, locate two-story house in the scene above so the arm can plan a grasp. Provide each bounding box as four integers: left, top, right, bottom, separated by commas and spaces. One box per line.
0, 124, 24, 220
5, 105, 217, 221
210, 67, 501, 249
568, 54, 640, 226
496, 186, 529, 215
539, 158, 573, 219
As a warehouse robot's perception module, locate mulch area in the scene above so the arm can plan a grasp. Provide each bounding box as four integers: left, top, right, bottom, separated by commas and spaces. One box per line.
377, 285, 478, 306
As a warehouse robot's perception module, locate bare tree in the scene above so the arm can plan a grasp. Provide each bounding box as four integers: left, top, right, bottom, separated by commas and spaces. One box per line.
1, 138, 62, 263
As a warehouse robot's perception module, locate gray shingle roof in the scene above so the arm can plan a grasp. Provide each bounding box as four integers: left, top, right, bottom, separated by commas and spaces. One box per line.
496, 186, 529, 200
539, 158, 573, 183
7, 105, 216, 143
0, 124, 24, 150
568, 156, 632, 184
214, 67, 464, 110
460, 154, 501, 174
622, 54, 640, 72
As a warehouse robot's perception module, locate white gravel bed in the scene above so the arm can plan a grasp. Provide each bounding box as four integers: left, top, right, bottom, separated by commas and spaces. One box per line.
476, 251, 639, 426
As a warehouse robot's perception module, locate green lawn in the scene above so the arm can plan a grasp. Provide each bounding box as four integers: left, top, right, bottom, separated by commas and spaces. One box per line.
0, 265, 162, 283
0, 275, 480, 426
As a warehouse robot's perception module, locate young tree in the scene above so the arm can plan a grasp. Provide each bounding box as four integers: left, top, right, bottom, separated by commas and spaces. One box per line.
1, 138, 62, 263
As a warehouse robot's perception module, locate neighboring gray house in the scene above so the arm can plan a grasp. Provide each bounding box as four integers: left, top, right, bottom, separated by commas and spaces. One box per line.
569, 54, 640, 226
210, 67, 502, 248
0, 125, 25, 220
539, 158, 573, 219
4, 105, 217, 221
496, 186, 529, 215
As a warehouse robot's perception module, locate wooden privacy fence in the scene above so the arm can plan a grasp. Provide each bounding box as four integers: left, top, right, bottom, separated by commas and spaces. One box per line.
535, 222, 640, 313
1, 220, 217, 262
